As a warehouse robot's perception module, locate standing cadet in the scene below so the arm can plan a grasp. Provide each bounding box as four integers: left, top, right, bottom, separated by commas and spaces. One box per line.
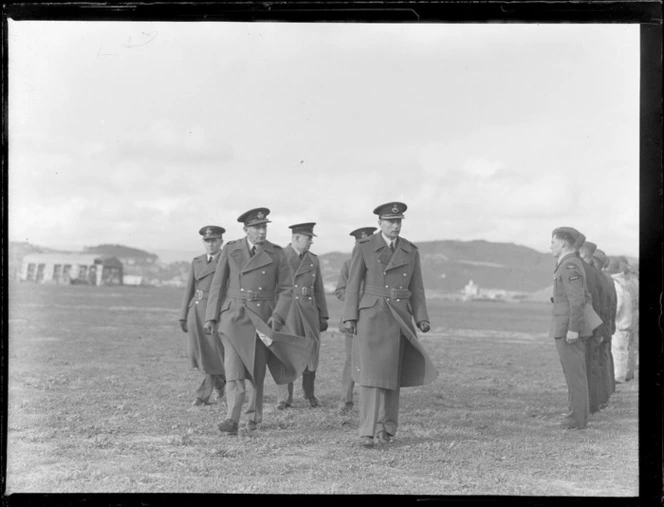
276, 223, 329, 409
591, 248, 617, 404
203, 208, 313, 435
606, 257, 635, 384
334, 226, 377, 415
549, 227, 602, 430
578, 240, 605, 414
179, 226, 227, 406
342, 202, 438, 448
619, 256, 639, 381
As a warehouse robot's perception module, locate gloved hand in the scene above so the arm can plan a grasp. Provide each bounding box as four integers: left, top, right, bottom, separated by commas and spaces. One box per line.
417, 321, 431, 333
319, 318, 329, 332
203, 320, 216, 335
267, 313, 284, 331
179, 320, 188, 333
344, 320, 357, 335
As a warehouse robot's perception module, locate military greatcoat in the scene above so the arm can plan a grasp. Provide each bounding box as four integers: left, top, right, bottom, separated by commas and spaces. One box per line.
283, 245, 329, 372
179, 253, 225, 374
342, 234, 438, 389
205, 238, 313, 385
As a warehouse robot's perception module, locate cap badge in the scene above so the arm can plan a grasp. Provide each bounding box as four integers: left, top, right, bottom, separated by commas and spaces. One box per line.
257, 211, 265, 219
205, 228, 213, 236
391, 204, 400, 213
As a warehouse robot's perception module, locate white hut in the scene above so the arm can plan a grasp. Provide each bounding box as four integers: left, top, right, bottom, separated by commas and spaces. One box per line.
20, 253, 123, 286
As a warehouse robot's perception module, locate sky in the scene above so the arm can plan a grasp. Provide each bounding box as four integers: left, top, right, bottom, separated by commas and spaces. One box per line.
8, 22, 640, 260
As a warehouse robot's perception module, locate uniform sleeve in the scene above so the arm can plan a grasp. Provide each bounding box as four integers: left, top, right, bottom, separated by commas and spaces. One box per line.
409, 249, 430, 324
334, 260, 349, 301
314, 261, 329, 319
205, 246, 230, 322
342, 245, 366, 323
179, 261, 196, 320
561, 263, 586, 333
273, 249, 294, 322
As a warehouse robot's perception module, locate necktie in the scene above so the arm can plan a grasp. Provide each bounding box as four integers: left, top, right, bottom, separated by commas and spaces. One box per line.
299, 252, 305, 260
207, 256, 212, 263
390, 242, 395, 253
250, 246, 256, 257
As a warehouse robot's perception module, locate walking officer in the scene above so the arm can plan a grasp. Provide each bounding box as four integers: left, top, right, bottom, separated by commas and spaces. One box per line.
203, 208, 313, 435
342, 202, 438, 448
334, 226, 377, 414
179, 225, 227, 406
276, 223, 329, 409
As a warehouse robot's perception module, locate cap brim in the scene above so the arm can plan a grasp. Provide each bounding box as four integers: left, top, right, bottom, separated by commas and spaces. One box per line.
379, 214, 405, 219
245, 219, 271, 226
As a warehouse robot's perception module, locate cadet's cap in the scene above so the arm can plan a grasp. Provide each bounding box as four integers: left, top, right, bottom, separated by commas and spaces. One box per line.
606, 257, 622, 274
289, 222, 317, 237
350, 227, 377, 240
593, 249, 608, 266
582, 241, 597, 255
552, 226, 585, 251
199, 225, 225, 239
237, 207, 271, 226
373, 201, 407, 219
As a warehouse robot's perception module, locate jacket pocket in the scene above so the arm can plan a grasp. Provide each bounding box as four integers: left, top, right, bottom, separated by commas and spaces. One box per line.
218, 299, 232, 316
358, 294, 380, 311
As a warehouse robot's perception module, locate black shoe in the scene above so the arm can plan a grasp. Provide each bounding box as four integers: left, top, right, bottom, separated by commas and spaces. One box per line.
193, 398, 211, 406
376, 430, 394, 444
358, 436, 374, 448
217, 419, 239, 435
276, 401, 291, 410
339, 402, 353, 415
246, 420, 258, 431
307, 396, 321, 408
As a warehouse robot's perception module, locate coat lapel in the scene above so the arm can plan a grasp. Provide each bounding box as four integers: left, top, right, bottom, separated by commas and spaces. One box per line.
373, 234, 394, 267
195, 254, 218, 280
241, 240, 274, 274
296, 251, 315, 277
385, 238, 411, 271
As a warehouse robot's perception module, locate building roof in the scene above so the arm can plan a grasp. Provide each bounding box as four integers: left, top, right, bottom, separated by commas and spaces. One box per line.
22, 253, 123, 267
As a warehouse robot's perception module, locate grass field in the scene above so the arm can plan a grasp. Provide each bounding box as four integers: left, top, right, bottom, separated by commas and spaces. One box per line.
5, 283, 638, 495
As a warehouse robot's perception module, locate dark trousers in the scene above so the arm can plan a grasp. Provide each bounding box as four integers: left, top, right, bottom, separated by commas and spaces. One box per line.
341, 333, 355, 404
597, 337, 614, 406
194, 374, 226, 403
225, 336, 269, 424
555, 337, 589, 428
585, 335, 602, 413
358, 335, 405, 438
277, 368, 316, 403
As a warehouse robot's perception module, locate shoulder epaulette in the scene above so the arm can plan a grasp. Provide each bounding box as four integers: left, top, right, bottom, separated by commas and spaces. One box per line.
309, 251, 317, 257
358, 237, 371, 244
226, 239, 239, 245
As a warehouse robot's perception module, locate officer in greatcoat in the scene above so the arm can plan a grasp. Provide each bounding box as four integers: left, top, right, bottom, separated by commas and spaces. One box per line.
342, 202, 438, 448
203, 208, 313, 435
179, 225, 227, 406
276, 223, 329, 409
334, 226, 377, 414
549, 227, 602, 430
578, 239, 605, 414
591, 247, 617, 405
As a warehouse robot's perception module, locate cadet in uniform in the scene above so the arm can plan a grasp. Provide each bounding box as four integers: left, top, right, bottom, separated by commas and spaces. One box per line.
549, 227, 602, 430
179, 226, 227, 406
276, 223, 329, 409
334, 226, 377, 414
203, 208, 313, 435
606, 257, 635, 385
591, 247, 617, 405
578, 239, 605, 414
342, 202, 438, 448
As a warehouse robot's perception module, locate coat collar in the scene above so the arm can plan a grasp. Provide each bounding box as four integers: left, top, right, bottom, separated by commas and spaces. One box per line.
371, 234, 412, 270
285, 244, 315, 276
229, 237, 276, 274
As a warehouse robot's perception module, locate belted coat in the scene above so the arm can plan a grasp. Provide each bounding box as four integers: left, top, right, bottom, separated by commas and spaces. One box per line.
205, 238, 313, 384
179, 253, 225, 374
342, 233, 438, 389
549, 252, 602, 339
283, 245, 329, 371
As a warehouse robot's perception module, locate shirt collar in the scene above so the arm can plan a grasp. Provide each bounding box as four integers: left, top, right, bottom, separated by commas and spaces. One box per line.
381, 232, 396, 248
557, 251, 576, 265
246, 238, 256, 251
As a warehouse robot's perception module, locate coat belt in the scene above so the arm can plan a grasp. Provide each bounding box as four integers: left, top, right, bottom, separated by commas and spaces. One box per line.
227, 289, 275, 301
295, 286, 314, 296
195, 289, 208, 300
364, 285, 412, 300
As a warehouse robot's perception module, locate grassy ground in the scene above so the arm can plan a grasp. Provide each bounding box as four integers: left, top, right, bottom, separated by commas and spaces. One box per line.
5, 283, 638, 495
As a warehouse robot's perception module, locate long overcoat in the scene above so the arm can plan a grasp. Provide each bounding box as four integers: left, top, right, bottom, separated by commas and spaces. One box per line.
549, 252, 600, 338
205, 238, 313, 385
283, 245, 329, 371
342, 233, 438, 389
179, 253, 225, 374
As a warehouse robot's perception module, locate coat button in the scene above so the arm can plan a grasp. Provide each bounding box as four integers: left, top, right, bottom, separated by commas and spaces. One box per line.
240, 288, 244, 291
310, 264, 314, 267
384, 272, 387, 275
257, 303, 261, 307
386, 298, 390, 302
295, 284, 298, 288
262, 271, 266, 275
258, 287, 262, 290
403, 273, 407, 277
296, 296, 299, 300
385, 285, 388, 288
396, 299, 400, 302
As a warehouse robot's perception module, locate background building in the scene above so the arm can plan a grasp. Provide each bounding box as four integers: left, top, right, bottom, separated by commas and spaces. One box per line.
19, 253, 123, 286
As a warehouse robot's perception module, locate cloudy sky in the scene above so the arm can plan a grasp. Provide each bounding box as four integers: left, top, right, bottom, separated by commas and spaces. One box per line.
8, 22, 639, 260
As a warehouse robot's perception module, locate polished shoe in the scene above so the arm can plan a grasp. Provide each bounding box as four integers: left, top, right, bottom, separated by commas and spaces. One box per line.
358, 436, 375, 448
192, 398, 211, 406
307, 396, 321, 408
217, 419, 239, 435
246, 420, 258, 431
339, 402, 354, 414
376, 430, 394, 444
276, 401, 291, 410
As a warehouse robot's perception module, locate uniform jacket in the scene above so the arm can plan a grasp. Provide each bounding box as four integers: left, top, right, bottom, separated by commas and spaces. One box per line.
611, 273, 634, 332
205, 238, 312, 384
581, 258, 605, 337
342, 233, 438, 389
283, 244, 329, 371
179, 253, 225, 374
549, 252, 599, 338
598, 270, 618, 338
